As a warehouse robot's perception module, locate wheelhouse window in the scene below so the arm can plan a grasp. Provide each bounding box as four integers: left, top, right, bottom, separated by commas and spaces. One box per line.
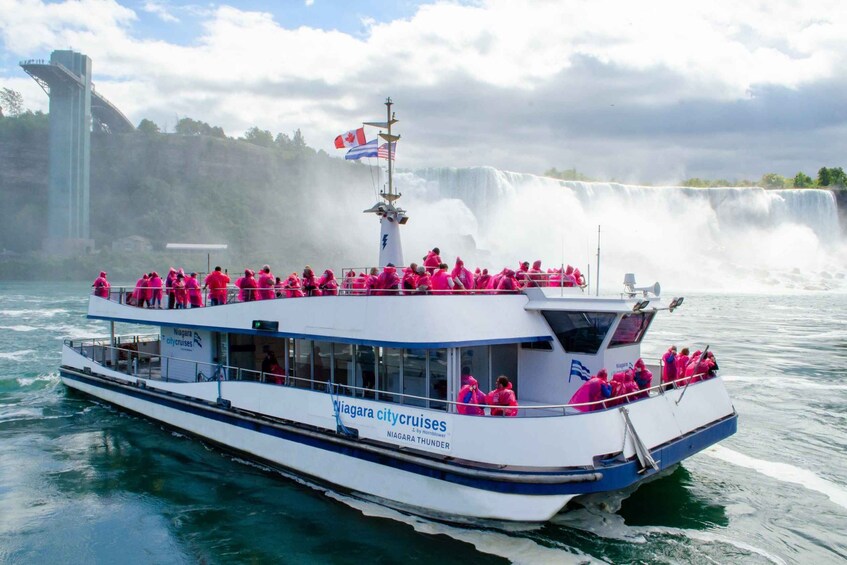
541, 311, 616, 354
609, 312, 655, 347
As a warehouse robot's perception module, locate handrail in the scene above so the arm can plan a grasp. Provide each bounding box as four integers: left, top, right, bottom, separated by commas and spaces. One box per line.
64, 340, 714, 415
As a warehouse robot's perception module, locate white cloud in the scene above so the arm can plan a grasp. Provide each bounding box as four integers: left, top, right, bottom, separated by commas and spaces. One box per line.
1, 0, 846, 181
142, 1, 179, 23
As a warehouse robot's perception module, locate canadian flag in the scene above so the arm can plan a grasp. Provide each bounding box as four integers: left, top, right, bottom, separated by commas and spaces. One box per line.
334, 127, 367, 149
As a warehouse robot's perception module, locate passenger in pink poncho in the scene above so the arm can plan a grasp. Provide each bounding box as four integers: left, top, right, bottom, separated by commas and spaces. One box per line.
374, 264, 400, 295
633, 358, 653, 395
364, 267, 379, 295
402, 263, 419, 293
414, 266, 431, 294
351, 272, 367, 295
487, 376, 518, 417
496, 269, 520, 294
607, 371, 629, 407
661, 346, 677, 387
423, 247, 442, 274
490, 268, 507, 291
527, 260, 546, 287
173, 274, 188, 309
302, 266, 322, 297
186, 272, 203, 308
568, 369, 612, 412
430, 264, 454, 294
149, 272, 163, 308
237, 270, 258, 302
92, 271, 110, 299
622, 369, 641, 399
285, 273, 304, 298
476, 268, 491, 292
165, 268, 178, 309
452, 257, 474, 293
204, 267, 230, 306
515, 261, 531, 287
343, 270, 356, 292
318, 269, 339, 296
133, 273, 149, 307
257, 265, 275, 300
674, 348, 690, 386
456, 376, 486, 416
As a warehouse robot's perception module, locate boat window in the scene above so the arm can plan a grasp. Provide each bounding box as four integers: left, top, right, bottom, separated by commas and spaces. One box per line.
491, 344, 519, 395
429, 349, 448, 410
313, 340, 332, 389
541, 311, 616, 354
403, 349, 428, 407
379, 347, 403, 402
609, 312, 656, 348
332, 343, 353, 390
294, 339, 313, 389
460, 345, 490, 392
355, 345, 377, 397
521, 341, 553, 351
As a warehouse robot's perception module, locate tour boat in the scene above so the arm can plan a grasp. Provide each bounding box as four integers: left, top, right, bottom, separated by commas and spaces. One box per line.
60, 100, 737, 522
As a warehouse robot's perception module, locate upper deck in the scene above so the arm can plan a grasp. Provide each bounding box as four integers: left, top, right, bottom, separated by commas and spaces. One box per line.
91, 285, 671, 349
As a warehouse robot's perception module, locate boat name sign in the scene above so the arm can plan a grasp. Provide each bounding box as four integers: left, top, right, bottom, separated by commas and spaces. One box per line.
334, 399, 453, 453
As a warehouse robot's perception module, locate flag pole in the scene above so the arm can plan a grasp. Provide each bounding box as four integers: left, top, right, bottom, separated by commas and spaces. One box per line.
595, 225, 601, 296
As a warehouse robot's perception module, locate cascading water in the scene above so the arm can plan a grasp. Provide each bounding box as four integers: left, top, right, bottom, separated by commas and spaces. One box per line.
384, 166, 847, 292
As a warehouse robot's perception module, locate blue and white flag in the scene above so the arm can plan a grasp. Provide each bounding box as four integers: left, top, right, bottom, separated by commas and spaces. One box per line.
345, 139, 378, 160
569, 359, 591, 382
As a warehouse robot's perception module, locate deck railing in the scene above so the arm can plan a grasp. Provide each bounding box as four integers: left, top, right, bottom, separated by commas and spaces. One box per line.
64, 340, 709, 417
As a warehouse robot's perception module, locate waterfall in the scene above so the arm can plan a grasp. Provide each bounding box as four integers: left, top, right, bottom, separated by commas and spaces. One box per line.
383, 166, 847, 292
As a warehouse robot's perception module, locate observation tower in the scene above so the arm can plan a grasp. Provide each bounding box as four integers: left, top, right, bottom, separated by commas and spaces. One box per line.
21, 50, 134, 255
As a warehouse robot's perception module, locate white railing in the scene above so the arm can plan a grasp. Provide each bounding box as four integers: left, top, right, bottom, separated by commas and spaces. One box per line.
64, 340, 712, 417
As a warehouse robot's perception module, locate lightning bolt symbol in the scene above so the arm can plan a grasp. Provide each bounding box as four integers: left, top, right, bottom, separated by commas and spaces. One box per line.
382, 234, 388, 249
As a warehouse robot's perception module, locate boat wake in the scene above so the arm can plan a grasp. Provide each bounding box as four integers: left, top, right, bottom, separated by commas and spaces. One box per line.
705, 445, 847, 510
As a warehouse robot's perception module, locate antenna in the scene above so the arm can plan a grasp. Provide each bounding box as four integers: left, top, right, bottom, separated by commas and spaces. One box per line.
595, 225, 601, 296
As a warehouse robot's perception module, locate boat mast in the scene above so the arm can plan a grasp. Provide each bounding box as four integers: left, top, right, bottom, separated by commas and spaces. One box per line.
363, 97, 407, 267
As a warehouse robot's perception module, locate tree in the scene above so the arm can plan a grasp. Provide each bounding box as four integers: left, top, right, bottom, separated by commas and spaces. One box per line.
275, 132, 291, 148
292, 128, 307, 150
828, 167, 847, 187
793, 172, 813, 188
137, 118, 160, 135
818, 167, 832, 186
243, 126, 274, 147
760, 173, 787, 189
174, 117, 226, 138
0, 87, 24, 117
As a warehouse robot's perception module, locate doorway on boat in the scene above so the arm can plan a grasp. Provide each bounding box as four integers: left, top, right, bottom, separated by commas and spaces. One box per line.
459, 344, 518, 397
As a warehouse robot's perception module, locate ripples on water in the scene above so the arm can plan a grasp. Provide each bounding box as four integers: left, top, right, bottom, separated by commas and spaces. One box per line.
1, 283, 845, 564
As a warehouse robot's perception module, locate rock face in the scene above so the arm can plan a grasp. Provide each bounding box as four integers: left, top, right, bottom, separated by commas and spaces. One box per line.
1, 126, 376, 269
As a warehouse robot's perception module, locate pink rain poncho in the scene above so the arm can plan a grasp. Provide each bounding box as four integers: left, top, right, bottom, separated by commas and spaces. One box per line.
173, 276, 188, 308
318, 269, 339, 296
401, 266, 418, 293
568, 369, 612, 412
414, 268, 431, 294
257, 266, 276, 300
476, 268, 491, 292
238, 270, 258, 302
375, 264, 400, 295
607, 371, 629, 407
527, 260, 546, 287
92, 272, 110, 299
661, 347, 677, 385
486, 382, 518, 417
302, 267, 322, 297
430, 266, 454, 294
204, 270, 230, 305
633, 358, 653, 394
133, 274, 149, 306
452, 257, 474, 292
285, 274, 304, 298
423, 249, 442, 274
186, 273, 203, 307
149, 272, 163, 304
496, 269, 520, 294
456, 377, 486, 416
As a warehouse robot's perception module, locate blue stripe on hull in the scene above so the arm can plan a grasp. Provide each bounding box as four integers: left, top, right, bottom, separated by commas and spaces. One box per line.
60, 369, 737, 496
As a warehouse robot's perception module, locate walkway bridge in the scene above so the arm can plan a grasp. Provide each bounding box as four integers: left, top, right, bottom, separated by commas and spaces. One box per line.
20, 58, 134, 133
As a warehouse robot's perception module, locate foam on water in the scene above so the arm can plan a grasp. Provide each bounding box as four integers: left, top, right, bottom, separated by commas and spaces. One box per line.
324, 491, 602, 564
706, 446, 847, 511
5, 325, 38, 333
0, 350, 36, 361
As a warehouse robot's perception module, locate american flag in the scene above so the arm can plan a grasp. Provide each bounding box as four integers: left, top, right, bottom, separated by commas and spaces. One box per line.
378, 142, 396, 161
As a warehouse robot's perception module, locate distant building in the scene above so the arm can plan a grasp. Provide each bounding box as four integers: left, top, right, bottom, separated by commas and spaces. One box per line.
112, 235, 153, 253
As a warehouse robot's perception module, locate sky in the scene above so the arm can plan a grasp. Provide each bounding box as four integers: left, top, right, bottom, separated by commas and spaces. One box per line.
1, 0, 846, 184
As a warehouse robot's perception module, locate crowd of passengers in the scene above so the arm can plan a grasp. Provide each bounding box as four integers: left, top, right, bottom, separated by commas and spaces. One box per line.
568, 348, 719, 412
91, 247, 588, 308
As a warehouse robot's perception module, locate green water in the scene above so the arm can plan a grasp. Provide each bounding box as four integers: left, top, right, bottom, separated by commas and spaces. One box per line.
1, 283, 845, 564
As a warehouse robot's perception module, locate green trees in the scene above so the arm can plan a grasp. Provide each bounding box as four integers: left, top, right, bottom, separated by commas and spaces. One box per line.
760, 173, 788, 189
793, 172, 813, 188
174, 117, 226, 138
818, 167, 846, 187
242, 126, 274, 147
0, 87, 24, 117
137, 118, 160, 135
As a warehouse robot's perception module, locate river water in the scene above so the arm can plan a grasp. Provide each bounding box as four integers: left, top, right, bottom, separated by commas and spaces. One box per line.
1, 282, 845, 564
